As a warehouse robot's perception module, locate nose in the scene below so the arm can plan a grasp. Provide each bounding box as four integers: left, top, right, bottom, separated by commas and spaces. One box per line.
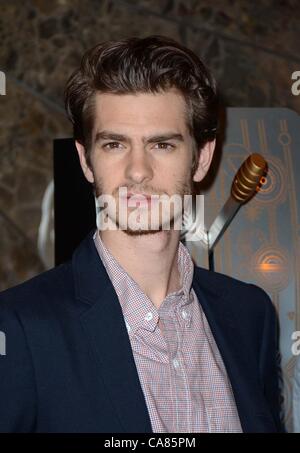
124, 147, 154, 185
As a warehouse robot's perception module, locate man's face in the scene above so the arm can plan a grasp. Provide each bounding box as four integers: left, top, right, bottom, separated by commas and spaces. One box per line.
77, 88, 213, 236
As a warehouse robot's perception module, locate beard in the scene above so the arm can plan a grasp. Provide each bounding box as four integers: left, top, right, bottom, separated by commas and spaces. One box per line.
93, 173, 194, 237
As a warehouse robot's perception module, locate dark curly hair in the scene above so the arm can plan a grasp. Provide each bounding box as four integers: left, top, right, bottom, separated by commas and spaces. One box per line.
64, 35, 218, 175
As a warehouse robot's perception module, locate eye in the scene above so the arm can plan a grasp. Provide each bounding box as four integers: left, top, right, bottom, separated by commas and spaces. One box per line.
154, 142, 175, 150
103, 142, 123, 150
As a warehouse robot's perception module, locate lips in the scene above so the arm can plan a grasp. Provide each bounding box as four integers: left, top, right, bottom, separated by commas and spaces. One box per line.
127, 192, 152, 199
121, 192, 156, 208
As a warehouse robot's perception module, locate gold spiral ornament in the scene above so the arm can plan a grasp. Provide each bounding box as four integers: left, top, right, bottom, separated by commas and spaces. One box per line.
231, 153, 267, 203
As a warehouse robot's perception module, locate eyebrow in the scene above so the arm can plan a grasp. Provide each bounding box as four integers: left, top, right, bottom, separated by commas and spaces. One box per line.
94, 130, 184, 145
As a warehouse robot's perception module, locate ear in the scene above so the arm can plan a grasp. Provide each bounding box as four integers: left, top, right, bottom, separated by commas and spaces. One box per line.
192, 139, 216, 183
75, 141, 94, 184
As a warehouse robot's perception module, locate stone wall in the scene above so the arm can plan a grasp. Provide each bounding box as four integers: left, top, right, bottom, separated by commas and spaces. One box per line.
0, 0, 299, 290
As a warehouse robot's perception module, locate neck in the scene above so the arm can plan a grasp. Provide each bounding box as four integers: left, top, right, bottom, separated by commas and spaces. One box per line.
99, 228, 182, 309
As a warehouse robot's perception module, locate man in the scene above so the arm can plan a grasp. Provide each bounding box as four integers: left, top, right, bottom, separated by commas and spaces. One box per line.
0, 35, 282, 433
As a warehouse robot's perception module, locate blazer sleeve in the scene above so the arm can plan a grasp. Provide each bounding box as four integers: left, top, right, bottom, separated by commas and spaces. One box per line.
256, 285, 285, 432
0, 300, 37, 432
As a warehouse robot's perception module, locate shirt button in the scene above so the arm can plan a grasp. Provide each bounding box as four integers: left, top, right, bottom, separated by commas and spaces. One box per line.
181, 310, 188, 320
125, 321, 131, 333
173, 358, 179, 369
144, 312, 153, 321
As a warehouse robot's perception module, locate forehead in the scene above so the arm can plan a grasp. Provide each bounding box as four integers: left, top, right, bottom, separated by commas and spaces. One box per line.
93, 89, 188, 134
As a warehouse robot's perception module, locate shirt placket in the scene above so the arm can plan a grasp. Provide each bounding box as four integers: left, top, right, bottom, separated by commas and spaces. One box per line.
159, 305, 191, 433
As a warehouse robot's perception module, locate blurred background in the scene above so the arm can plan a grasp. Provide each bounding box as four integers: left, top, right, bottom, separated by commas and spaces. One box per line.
0, 0, 300, 432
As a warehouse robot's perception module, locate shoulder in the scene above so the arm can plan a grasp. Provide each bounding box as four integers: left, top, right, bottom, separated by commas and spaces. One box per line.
194, 265, 272, 300
193, 265, 275, 320
0, 261, 73, 317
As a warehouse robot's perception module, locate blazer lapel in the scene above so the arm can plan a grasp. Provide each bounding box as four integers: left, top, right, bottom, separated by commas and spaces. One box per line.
73, 231, 153, 433
192, 267, 277, 433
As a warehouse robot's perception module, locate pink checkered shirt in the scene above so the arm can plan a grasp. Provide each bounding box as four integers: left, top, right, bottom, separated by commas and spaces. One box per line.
93, 230, 242, 433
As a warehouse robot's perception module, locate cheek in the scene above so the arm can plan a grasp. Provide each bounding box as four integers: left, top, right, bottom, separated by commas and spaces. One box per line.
170, 163, 192, 181
168, 151, 192, 173
94, 161, 125, 192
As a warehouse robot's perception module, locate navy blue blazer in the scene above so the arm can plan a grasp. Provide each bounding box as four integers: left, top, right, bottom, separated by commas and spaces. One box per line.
0, 230, 283, 433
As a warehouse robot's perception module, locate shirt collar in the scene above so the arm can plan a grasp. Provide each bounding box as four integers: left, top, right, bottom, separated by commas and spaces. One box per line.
93, 230, 195, 334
